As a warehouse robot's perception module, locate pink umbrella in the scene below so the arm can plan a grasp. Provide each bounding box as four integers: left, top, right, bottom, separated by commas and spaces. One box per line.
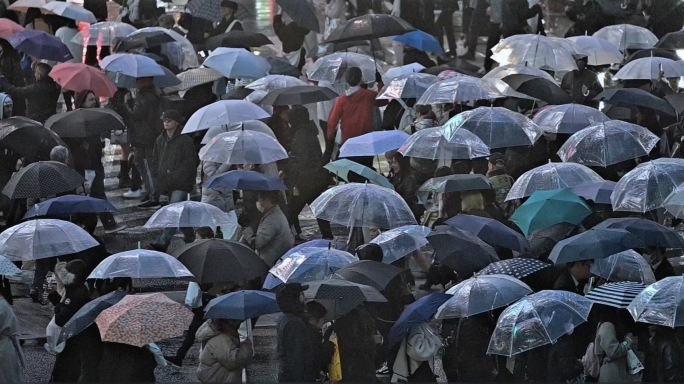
49, 63, 117, 97
0, 19, 23, 40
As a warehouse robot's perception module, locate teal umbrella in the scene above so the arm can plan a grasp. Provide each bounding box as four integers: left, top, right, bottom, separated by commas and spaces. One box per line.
511, 189, 592, 236
324, 159, 394, 190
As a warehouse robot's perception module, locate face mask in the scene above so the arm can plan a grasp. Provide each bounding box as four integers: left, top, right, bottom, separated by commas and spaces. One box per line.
256, 201, 264, 212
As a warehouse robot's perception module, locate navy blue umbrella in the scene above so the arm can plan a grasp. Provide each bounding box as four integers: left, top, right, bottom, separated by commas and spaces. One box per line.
549, 228, 645, 265
446, 214, 531, 253
388, 293, 451, 347
571, 180, 617, 205
7, 29, 73, 62
24, 195, 118, 219
593, 217, 684, 249
426, 225, 499, 276
58, 290, 127, 344
204, 170, 287, 191
204, 290, 280, 320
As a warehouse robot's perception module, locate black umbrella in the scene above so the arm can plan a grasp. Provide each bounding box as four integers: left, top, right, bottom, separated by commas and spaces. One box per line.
57, 290, 127, 344
478, 258, 552, 279
221, 86, 255, 100
426, 225, 499, 276
333, 260, 403, 291
303, 279, 387, 320
325, 14, 414, 44
44, 109, 125, 138
502, 74, 572, 105
593, 218, 684, 249
625, 48, 682, 63
205, 30, 272, 51
266, 57, 301, 77
2, 161, 85, 199
595, 88, 676, 116
0, 116, 65, 161
260, 85, 338, 106
173, 239, 269, 284
656, 31, 684, 50
527, 222, 578, 259
275, 0, 320, 32
116, 30, 175, 50
665, 93, 684, 115
417, 174, 493, 193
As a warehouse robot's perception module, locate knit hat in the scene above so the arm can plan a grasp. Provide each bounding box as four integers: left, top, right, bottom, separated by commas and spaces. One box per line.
346, 67, 363, 87
162, 109, 183, 123
55, 259, 88, 286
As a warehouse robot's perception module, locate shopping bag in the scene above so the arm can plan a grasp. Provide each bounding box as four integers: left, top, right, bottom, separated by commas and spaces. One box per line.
627, 349, 644, 375
327, 333, 342, 382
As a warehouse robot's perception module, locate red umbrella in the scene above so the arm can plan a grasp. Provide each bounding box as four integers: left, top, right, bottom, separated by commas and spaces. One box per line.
0, 19, 23, 40
49, 63, 117, 97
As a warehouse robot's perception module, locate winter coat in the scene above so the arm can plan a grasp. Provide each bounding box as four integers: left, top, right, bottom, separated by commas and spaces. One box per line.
456, 316, 497, 381
195, 320, 253, 383
392, 171, 425, 221
152, 129, 198, 194
8, 77, 60, 123
0, 297, 20, 383
596, 322, 630, 383
98, 342, 156, 382
277, 312, 318, 382
327, 87, 382, 143
251, 204, 293, 267
547, 335, 583, 381
501, 0, 541, 37
273, 14, 309, 53
644, 332, 682, 382
201, 161, 235, 212
561, 69, 603, 106
208, 16, 243, 37
287, 107, 328, 192
125, 87, 162, 147
51, 324, 103, 382
334, 307, 379, 382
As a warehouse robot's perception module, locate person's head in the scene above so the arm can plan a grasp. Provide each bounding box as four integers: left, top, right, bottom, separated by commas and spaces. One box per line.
304, 301, 328, 329
488, 152, 506, 172
56, 259, 88, 286
135, 76, 154, 90
390, 152, 411, 177
288, 105, 309, 127
668, 77, 680, 91
220, 0, 238, 19
273, 105, 290, 122
384, 149, 397, 165
0, 93, 12, 119
460, 190, 484, 212
161, 109, 183, 134
567, 259, 593, 281
34, 62, 51, 82
50, 145, 69, 164
195, 226, 214, 239
276, 282, 307, 314
158, 14, 175, 29
346, 66, 363, 87
75, 90, 99, 109
451, 160, 472, 175
434, 165, 453, 178
355, 243, 384, 262
574, 54, 588, 71
415, 104, 432, 118
257, 190, 279, 212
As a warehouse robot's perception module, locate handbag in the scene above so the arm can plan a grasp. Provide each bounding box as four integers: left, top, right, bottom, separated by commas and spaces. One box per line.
627, 349, 644, 375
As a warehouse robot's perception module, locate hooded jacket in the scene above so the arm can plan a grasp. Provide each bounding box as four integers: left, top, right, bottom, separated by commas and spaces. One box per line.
327, 86, 382, 143
0, 93, 11, 119
152, 127, 198, 193
195, 319, 253, 383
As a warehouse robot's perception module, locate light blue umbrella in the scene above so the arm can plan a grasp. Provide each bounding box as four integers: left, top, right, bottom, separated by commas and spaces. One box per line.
392, 30, 444, 54
106, 64, 180, 88
369, 225, 431, 263
0, 255, 21, 276
339, 130, 410, 157
324, 159, 394, 190
100, 53, 165, 78
203, 47, 270, 79
263, 247, 358, 289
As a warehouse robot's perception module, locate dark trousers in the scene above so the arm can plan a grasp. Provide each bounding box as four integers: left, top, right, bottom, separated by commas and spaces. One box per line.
288, 185, 333, 239
32, 257, 56, 293
461, 6, 473, 36
436, 6, 457, 54
466, 1, 488, 55
175, 310, 204, 361
89, 170, 117, 229
484, 22, 502, 71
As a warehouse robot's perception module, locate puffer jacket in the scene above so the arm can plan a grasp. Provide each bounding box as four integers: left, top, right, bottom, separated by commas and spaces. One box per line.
152, 128, 198, 193
196, 320, 253, 383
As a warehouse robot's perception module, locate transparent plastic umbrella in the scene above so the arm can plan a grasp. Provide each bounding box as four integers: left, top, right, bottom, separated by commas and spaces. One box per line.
246, 75, 308, 92
483, 64, 558, 84
416, 76, 506, 105
611, 158, 684, 213
310, 183, 417, 229
490, 34, 581, 71
436, 274, 532, 319
567, 36, 624, 66
200, 120, 275, 143
0, 219, 98, 261
203, 47, 270, 79
182, 100, 271, 133
266, 247, 357, 287
198, 130, 288, 164
532, 103, 609, 134
557, 121, 660, 167
339, 130, 410, 157
369, 225, 431, 264
398, 126, 490, 160
377, 72, 438, 100
663, 185, 684, 219
628, 276, 684, 328
87, 249, 194, 279
100, 53, 165, 78
164, 67, 223, 93
144, 201, 237, 228
307, 52, 382, 84
594, 24, 658, 51
382, 63, 426, 82
443, 106, 543, 149
125, 27, 199, 70
0, 255, 21, 276
590, 250, 656, 285
71, 21, 137, 46
506, 162, 604, 201
613, 56, 684, 80
487, 290, 593, 356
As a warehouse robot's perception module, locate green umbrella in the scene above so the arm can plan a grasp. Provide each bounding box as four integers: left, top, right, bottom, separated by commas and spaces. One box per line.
417, 174, 492, 193
324, 159, 394, 190
511, 188, 592, 236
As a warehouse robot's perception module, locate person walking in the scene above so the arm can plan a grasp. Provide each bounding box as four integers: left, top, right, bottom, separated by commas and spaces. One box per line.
242, 190, 293, 267
0, 293, 20, 382
276, 282, 318, 382
195, 318, 253, 383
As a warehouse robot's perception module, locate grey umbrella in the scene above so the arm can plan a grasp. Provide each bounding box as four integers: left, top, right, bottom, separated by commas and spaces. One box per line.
0, 219, 99, 261
2, 161, 85, 199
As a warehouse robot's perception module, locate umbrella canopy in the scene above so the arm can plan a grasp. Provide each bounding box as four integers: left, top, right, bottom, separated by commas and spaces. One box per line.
144, 201, 237, 228
663, 185, 684, 219
527, 222, 578, 259
124, 27, 199, 70
557, 121, 660, 167
377, 72, 438, 100
184, 0, 222, 22
310, 183, 417, 229
446, 214, 530, 252
58, 291, 127, 345
443, 107, 542, 149
73, 21, 137, 46
392, 29, 444, 54
626, 48, 681, 63
260, 85, 338, 106
307, 52, 381, 84
246, 75, 308, 92
0, 19, 23, 40
2, 161, 85, 199
398, 126, 490, 160
205, 30, 273, 50
483, 64, 558, 84
275, 0, 320, 32
436, 274, 532, 319
571, 180, 617, 205
417, 174, 492, 193
506, 162, 604, 201
586, 281, 645, 309
427, 225, 499, 276
88, 249, 194, 279
566, 36, 623, 66
8, 29, 72, 62
174, 239, 268, 284
324, 159, 395, 190
201, 120, 276, 143
490, 34, 581, 71
100, 53, 165, 78
198, 130, 288, 165
593, 217, 684, 249
548, 228, 645, 264
487, 290, 593, 356
369, 225, 430, 264
267, 56, 301, 77
96, 293, 193, 347
7, 0, 44, 11
656, 30, 684, 49
666, 93, 684, 115
478, 258, 552, 280
49, 63, 117, 97
388, 293, 451, 347
339, 130, 409, 157
45, 109, 125, 138
267, 247, 358, 287
325, 14, 414, 44
117, 30, 175, 50
0, 117, 64, 161
165, 67, 223, 93
628, 276, 684, 328
333, 260, 404, 291
41, 1, 96, 23
532, 103, 610, 134
501, 74, 572, 105
383, 63, 426, 82
595, 88, 676, 116
511, 189, 592, 236
0, 219, 98, 261
611, 158, 684, 213
24, 195, 118, 219
416, 76, 507, 105
204, 290, 280, 320
183, 100, 271, 134
303, 279, 387, 320
106, 64, 180, 89
204, 170, 287, 191
593, 24, 658, 50
203, 48, 270, 79
0, 255, 22, 276
590, 250, 656, 285
614, 56, 684, 80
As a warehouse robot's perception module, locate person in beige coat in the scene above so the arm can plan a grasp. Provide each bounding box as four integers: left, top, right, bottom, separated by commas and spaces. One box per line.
243, 190, 294, 267
595, 319, 632, 382
196, 318, 253, 383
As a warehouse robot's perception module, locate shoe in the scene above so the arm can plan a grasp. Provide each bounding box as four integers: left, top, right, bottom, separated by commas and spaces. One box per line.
123, 189, 142, 199
147, 242, 166, 252
104, 224, 127, 234
29, 290, 41, 303
376, 362, 390, 374
138, 200, 160, 209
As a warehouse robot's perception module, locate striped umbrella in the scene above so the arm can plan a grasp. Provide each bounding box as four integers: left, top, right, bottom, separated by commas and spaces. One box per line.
586, 281, 645, 309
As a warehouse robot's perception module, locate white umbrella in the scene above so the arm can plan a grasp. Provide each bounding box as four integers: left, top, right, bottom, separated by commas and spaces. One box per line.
567, 36, 624, 66
125, 27, 199, 70
203, 47, 270, 79
88, 249, 194, 279
382, 63, 425, 82
0, 219, 99, 261
339, 130, 410, 157
491, 34, 582, 72
613, 56, 684, 80
483, 64, 558, 84
201, 120, 276, 144
307, 52, 382, 84
594, 24, 658, 51
164, 67, 223, 93
144, 201, 237, 228
72, 21, 137, 46
246, 75, 308, 92
41, 2, 96, 23
199, 130, 288, 164
182, 100, 271, 134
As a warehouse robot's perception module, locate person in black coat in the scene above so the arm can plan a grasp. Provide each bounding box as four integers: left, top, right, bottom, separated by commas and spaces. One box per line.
98, 342, 157, 382
501, 0, 542, 38
2, 63, 59, 123
205, 0, 242, 38
276, 282, 318, 382
273, 11, 309, 71
453, 312, 497, 382
642, 247, 676, 281
0, 40, 26, 117
643, 325, 683, 382
546, 333, 583, 382
327, 305, 380, 382
553, 261, 592, 294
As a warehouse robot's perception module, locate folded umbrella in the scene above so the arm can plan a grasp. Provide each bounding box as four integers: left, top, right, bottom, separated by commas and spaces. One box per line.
325, 14, 414, 44
478, 258, 552, 280
204, 170, 287, 191
204, 290, 280, 320
532, 103, 610, 134
590, 250, 656, 285
570, 180, 617, 205
324, 159, 394, 190
501, 74, 572, 105
0, 19, 22, 40
567, 36, 623, 66
506, 162, 604, 201
183, 100, 271, 133
443, 106, 542, 149
24, 195, 118, 219
548, 228, 645, 264
483, 64, 558, 84
593, 217, 684, 249
7, 29, 72, 62
398, 126, 490, 160
0, 117, 66, 162
392, 30, 444, 54
203, 47, 270, 79
41, 1, 96, 23
45, 109, 125, 138
628, 276, 684, 328
333, 260, 404, 291
369, 225, 430, 264
205, 30, 272, 50
275, 0, 320, 32
260, 85, 338, 106
303, 279, 387, 320
427, 225, 499, 276
0, 219, 98, 261
174, 239, 269, 284
611, 158, 684, 213
593, 23, 658, 50
164, 67, 223, 93
88, 249, 194, 279
339, 130, 409, 157
2, 161, 85, 199
614, 56, 684, 81
594, 88, 676, 116
388, 293, 451, 347
0, 255, 22, 276
446, 214, 531, 252
377, 72, 437, 100
198, 130, 288, 165
144, 201, 237, 228
58, 291, 127, 345
49, 63, 117, 97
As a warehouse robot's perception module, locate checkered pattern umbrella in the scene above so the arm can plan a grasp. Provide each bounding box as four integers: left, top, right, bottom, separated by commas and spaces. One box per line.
0, 255, 21, 276
478, 259, 551, 279
586, 282, 646, 309
2, 161, 85, 199
165, 67, 222, 93
185, 0, 222, 22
